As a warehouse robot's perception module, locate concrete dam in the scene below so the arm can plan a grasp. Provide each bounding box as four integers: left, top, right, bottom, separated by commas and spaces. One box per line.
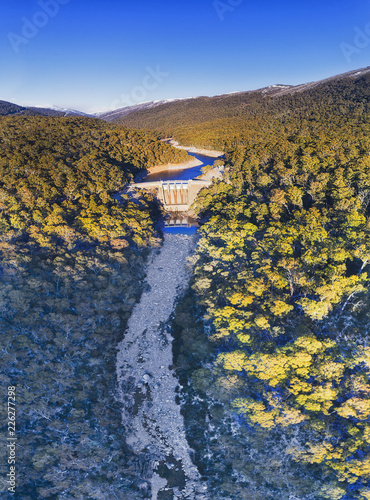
131, 179, 212, 212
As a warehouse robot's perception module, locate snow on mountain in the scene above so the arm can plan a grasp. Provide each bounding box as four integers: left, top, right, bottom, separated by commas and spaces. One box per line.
49, 106, 93, 117
2, 66, 369, 123
98, 98, 193, 122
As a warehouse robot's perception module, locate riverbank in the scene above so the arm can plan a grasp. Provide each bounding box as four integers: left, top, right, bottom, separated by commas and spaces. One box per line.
147, 156, 202, 175
165, 139, 224, 158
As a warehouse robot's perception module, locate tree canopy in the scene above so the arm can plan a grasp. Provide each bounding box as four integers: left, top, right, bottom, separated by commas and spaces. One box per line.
191, 106, 370, 498
0, 115, 188, 248
0, 115, 189, 498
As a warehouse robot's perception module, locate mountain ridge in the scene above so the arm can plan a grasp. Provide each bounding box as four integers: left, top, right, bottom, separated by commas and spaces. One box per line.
99, 66, 370, 123
102, 66, 370, 149
1, 66, 369, 125
0, 100, 93, 118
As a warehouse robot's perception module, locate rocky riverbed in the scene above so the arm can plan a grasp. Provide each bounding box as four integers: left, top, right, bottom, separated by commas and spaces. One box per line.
116, 234, 208, 500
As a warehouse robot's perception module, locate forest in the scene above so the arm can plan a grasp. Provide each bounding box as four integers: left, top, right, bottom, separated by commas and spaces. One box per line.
0, 116, 188, 247
182, 76, 370, 499
1, 70, 370, 499
0, 116, 189, 499
114, 70, 370, 152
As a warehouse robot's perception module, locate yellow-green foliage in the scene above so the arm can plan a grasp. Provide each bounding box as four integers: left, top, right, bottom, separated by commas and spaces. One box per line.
193, 117, 370, 497
0, 116, 188, 247
113, 72, 370, 152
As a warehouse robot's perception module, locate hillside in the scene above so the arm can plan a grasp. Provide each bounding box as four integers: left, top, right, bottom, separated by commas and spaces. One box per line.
167, 68, 370, 499
0, 100, 91, 118
107, 67, 370, 149
0, 115, 188, 247
98, 99, 185, 122
0, 114, 193, 498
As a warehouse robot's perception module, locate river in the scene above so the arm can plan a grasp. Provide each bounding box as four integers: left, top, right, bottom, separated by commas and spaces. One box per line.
116, 233, 208, 500
116, 148, 221, 499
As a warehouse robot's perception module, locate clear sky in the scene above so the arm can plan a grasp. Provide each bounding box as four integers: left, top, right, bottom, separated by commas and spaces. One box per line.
0, 0, 369, 113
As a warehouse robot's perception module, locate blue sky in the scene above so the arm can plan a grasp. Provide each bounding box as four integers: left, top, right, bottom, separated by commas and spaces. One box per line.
0, 0, 369, 113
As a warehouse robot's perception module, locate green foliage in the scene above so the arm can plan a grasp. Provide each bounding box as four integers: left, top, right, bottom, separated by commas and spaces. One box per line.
0, 240, 150, 498
114, 72, 370, 151
0, 115, 188, 247
171, 290, 339, 499
190, 89, 370, 498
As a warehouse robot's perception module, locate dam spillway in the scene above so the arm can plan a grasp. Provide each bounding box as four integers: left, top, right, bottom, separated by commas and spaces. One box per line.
131, 179, 212, 212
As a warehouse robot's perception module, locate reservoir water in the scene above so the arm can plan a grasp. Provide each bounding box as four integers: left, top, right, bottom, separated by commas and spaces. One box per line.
143, 152, 220, 234
144, 152, 218, 182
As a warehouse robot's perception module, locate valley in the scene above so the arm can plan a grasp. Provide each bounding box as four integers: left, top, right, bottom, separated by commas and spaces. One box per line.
1, 66, 370, 500
116, 233, 207, 500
